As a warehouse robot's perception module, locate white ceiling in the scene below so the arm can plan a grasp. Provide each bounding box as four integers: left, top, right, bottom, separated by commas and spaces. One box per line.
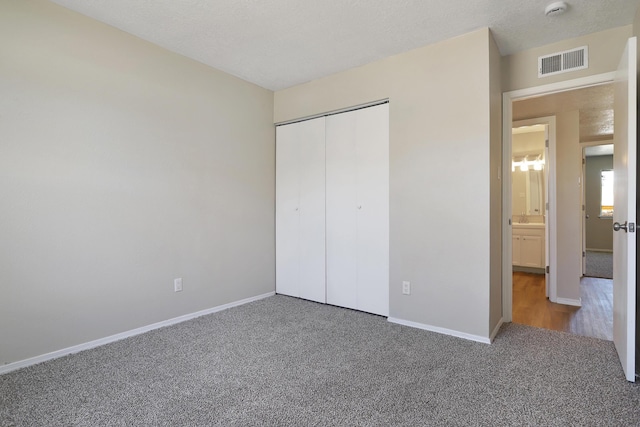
50, 0, 638, 91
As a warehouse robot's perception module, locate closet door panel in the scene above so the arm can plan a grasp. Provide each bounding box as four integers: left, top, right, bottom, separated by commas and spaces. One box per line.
275, 118, 326, 303
276, 125, 300, 298
355, 104, 389, 316
326, 113, 358, 310
298, 118, 326, 303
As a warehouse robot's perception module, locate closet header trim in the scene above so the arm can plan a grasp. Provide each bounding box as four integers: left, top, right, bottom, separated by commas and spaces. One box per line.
275, 99, 389, 127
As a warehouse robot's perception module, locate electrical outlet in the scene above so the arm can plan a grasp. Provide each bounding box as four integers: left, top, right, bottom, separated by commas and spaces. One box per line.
402, 281, 411, 295
174, 278, 183, 292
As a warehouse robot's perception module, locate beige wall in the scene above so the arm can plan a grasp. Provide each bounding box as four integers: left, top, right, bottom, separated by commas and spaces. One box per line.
502, 26, 633, 92
489, 33, 503, 335
512, 131, 546, 154
0, 0, 275, 365
276, 29, 499, 339
585, 155, 614, 251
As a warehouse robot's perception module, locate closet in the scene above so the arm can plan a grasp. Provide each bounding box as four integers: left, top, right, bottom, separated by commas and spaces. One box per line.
275, 103, 389, 316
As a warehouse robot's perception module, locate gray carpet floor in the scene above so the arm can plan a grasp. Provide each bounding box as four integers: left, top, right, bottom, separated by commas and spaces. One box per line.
1, 295, 639, 426
585, 250, 613, 279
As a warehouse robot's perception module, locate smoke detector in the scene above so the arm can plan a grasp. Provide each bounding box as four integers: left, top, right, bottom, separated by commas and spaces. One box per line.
545, 1, 568, 16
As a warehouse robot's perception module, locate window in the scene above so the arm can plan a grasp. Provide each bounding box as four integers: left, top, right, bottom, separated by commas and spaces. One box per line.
600, 169, 614, 218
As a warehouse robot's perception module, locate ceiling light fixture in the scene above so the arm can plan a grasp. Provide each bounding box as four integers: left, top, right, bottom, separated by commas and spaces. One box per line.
545, 1, 568, 17
517, 158, 529, 172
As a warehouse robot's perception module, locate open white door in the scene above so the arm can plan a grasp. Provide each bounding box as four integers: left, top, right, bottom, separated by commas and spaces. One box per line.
613, 36, 637, 382
544, 124, 550, 297
581, 149, 586, 277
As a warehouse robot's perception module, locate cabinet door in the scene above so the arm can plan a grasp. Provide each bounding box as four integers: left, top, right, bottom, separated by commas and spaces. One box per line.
512, 235, 521, 266
275, 118, 326, 303
521, 235, 543, 268
326, 104, 389, 316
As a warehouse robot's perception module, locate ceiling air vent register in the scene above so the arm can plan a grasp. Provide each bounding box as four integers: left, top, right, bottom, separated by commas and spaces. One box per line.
538, 46, 588, 78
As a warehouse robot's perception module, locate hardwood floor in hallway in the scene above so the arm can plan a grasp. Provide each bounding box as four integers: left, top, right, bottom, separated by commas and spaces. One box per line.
512, 272, 613, 341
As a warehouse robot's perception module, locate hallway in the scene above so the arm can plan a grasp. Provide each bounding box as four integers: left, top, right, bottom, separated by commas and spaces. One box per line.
512, 272, 613, 341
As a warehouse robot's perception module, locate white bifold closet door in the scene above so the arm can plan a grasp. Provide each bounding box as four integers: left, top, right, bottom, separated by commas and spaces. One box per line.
275, 117, 326, 303
326, 103, 389, 316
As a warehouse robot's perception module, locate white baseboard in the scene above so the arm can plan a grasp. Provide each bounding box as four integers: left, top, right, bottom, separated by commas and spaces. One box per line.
489, 318, 504, 342
387, 317, 491, 344
556, 297, 582, 307
0, 291, 275, 376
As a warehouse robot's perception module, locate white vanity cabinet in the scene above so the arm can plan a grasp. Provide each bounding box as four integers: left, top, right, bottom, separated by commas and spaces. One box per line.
512, 224, 545, 269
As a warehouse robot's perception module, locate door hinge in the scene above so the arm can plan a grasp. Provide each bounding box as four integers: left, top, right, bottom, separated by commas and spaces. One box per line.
509, 218, 512, 226
582, 158, 586, 165
582, 251, 586, 257
545, 139, 549, 148
630, 222, 636, 233
582, 204, 585, 211
546, 265, 550, 274
546, 202, 549, 210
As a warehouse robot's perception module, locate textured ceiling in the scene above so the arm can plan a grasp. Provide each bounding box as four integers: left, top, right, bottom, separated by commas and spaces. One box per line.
49, 0, 638, 90
513, 84, 615, 142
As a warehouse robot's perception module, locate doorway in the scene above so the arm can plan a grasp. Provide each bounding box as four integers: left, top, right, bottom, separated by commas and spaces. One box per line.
510, 119, 555, 332
512, 84, 613, 340
503, 37, 637, 382
508, 84, 615, 341
582, 143, 614, 279
502, 75, 616, 338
